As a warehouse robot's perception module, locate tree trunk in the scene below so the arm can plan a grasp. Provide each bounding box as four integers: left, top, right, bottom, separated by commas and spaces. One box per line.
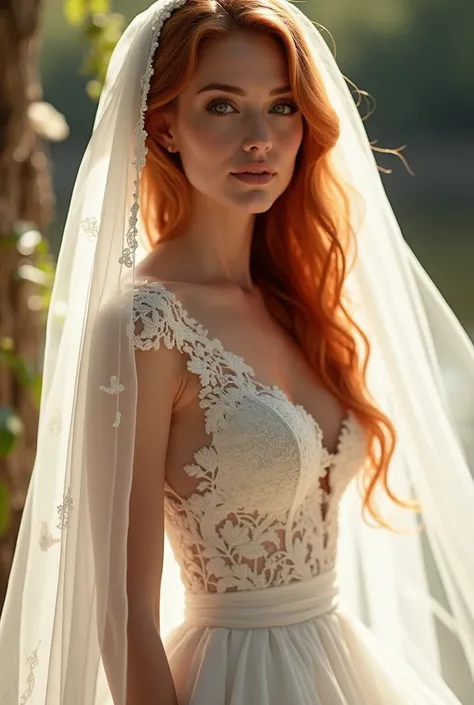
0, 0, 53, 609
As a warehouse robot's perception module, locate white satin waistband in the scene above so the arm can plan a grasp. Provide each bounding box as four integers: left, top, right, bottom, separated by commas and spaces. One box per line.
184, 568, 340, 629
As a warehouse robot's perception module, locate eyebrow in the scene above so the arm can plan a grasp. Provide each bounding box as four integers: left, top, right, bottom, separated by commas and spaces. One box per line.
196, 82, 292, 96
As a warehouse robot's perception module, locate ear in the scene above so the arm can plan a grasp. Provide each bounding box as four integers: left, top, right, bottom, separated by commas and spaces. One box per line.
146, 106, 179, 153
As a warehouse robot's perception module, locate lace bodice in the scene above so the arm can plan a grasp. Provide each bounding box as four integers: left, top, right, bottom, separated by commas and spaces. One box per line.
129, 281, 367, 594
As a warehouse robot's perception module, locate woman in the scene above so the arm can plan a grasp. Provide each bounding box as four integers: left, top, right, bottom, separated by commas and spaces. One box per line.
0, 0, 473, 704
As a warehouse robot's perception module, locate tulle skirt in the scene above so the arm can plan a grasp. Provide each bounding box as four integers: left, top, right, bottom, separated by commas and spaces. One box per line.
164, 569, 463, 705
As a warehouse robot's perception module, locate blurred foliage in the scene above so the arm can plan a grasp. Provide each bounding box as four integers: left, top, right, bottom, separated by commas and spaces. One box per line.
0, 382, 22, 533
0, 480, 10, 536
0, 405, 24, 459
0, 224, 56, 535
305, 0, 474, 136
63, 0, 125, 100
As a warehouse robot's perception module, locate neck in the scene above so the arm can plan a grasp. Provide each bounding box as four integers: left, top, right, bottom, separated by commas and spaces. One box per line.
177, 191, 257, 292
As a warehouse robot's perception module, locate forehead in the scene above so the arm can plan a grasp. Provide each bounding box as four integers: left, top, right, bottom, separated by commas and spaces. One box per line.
189, 30, 290, 90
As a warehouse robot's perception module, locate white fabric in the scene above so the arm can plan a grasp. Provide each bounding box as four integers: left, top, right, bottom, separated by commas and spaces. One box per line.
183, 568, 340, 628
0, 0, 473, 704
166, 585, 461, 705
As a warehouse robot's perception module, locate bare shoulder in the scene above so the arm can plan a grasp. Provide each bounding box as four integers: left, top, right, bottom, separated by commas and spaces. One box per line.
136, 237, 192, 282
135, 240, 222, 313
132, 245, 199, 404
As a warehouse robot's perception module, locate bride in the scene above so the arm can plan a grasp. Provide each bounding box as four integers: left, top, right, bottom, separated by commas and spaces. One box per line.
1, 0, 473, 704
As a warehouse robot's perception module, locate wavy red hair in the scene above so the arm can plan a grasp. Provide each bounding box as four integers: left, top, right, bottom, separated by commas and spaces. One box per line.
140, 0, 413, 528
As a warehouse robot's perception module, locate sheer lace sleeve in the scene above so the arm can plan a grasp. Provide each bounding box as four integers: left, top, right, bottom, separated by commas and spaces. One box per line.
85, 284, 186, 699
128, 283, 192, 352
84, 293, 139, 703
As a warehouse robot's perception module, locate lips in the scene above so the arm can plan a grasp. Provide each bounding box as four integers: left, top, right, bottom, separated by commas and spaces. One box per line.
231, 164, 276, 175
231, 172, 275, 185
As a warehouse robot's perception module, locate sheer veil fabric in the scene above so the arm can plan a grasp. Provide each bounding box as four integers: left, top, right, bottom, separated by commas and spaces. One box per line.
0, 1, 473, 704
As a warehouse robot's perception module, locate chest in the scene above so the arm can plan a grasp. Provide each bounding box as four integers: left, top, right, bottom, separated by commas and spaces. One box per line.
174, 296, 347, 454
165, 327, 358, 504
166, 369, 364, 516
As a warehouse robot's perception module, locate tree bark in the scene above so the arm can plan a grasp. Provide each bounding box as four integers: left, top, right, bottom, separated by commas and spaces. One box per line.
0, 0, 53, 609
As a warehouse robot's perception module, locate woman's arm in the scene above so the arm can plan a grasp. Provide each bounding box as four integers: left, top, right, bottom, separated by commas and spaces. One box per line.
125, 342, 183, 705
86, 304, 185, 705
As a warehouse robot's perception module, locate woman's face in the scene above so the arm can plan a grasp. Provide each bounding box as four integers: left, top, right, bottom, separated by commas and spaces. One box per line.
166, 30, 304, 213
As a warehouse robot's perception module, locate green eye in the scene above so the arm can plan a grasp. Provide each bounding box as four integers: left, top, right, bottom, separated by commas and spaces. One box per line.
205, 99, 237, 115
272, 100, 299, 115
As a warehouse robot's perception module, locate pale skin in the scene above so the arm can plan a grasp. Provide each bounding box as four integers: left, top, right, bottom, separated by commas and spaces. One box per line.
126, 30, 346, 705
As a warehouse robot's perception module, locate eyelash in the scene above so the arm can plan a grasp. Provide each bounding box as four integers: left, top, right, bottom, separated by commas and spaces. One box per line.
205, 98, 299, 117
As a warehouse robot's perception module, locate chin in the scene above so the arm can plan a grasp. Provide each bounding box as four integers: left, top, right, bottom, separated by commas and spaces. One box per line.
226, 189, 282, 214
250, 202, 276, 214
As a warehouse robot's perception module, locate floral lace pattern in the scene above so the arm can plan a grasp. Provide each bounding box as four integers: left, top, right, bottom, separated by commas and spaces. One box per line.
19, 641, 41, 705
118, 0, 188, 268
80, 216, 99, 242
39, 522, 60, 552
56, 486, 73, 530
129, 281, 367, 593
38, 485, 74, 551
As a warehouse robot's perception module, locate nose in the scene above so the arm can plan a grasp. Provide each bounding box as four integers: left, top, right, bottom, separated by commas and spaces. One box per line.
242, 119, 272, 154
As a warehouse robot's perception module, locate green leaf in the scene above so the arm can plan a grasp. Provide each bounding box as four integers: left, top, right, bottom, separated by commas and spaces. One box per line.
0, 336, 14, 353
86, 79, 103, 102
0, 343, 21, 375
103, 13, 125, 42
64, 0, 87, 26
0, 407, 24, 457
0, 481, 10, 536
0, 232, 18, 250
0, 343, 36, 389
81, 51, 101, 77
89, 0, 110, 13
31, 374, 43, 408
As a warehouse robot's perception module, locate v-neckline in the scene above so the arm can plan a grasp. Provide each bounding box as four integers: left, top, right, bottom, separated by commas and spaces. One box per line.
135, 277, 357, 459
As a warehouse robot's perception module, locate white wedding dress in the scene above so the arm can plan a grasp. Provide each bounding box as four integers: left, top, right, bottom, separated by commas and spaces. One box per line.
130, 280, 460, 705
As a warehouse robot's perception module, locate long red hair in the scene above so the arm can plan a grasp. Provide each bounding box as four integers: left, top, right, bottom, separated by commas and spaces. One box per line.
140, 0, 411, 528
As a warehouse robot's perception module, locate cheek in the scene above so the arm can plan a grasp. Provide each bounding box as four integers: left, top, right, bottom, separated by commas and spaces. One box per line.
181, 116, 235, 160
278, 120, 303, 161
